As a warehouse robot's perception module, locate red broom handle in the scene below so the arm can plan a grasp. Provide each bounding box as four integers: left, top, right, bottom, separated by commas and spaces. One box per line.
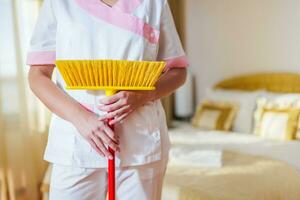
108, 121, 115, 200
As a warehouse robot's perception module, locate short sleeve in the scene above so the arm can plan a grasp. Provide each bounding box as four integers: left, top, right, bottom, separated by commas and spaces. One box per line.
157, 2, 189, 72
26, 0, 57, 66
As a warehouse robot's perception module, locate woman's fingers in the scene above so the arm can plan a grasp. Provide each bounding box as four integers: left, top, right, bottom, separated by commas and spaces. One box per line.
98, 99, 125, 112
102, 125, 119, 142
99, 91, 127, 105
101, 105, 130, 120
94, 129, 119, 152
88, 138, 105, 158
91, 135, 113, 159
109, 112, 130, 125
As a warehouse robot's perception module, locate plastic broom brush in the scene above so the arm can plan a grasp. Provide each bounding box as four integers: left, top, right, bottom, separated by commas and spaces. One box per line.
55, 59, 166, 200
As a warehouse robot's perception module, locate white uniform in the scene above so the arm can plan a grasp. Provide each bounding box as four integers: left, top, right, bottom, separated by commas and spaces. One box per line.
27, 0, 188, 199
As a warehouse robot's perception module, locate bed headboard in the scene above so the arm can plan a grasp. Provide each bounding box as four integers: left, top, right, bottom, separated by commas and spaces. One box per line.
214, 72, 300, 93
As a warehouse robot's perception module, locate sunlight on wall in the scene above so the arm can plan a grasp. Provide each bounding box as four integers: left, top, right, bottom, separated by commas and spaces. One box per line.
183, 0, 300, 102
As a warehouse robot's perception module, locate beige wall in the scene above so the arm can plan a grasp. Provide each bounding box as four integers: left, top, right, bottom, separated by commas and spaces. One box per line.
183, 0, 300, 102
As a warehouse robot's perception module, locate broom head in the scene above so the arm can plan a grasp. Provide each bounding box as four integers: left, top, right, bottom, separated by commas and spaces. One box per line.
55, 60, 166, 91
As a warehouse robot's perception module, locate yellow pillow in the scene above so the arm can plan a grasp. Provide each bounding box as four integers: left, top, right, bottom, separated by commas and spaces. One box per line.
295, 101, 300, 140
192, 100, 237, 131
254, 98, 300, 141
297, 118, 300, 140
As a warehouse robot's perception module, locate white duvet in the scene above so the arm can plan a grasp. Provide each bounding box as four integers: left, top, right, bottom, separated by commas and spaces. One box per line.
168, 122, 300, 171
162, 122, 300, 200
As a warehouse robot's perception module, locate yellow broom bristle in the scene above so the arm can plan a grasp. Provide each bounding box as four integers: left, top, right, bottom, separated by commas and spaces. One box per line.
55, 60, 166, 90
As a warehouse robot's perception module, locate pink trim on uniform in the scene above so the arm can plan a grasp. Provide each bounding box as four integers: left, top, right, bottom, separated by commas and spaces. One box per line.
113, 0, 143, 14
75, 0, 159, 44
26, 51, 56, 65
163, 55, 189, 72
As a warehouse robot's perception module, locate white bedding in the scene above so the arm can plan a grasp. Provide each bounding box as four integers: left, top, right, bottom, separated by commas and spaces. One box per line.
162, 122, 300, 200
169, 121, 300, 171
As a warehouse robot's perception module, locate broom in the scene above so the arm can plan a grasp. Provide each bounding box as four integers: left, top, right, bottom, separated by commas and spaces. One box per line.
55, 59, 166, 200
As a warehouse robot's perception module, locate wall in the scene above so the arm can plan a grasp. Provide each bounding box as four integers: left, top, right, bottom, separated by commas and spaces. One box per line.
182, 0, 300, 102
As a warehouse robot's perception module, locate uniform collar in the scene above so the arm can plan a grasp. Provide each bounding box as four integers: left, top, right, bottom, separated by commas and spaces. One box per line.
84, 0, 143, 14
112, 0, 143, 13
75, 0, 159, 44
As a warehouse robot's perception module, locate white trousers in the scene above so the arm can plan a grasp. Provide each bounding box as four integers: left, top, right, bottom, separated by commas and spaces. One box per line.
49, 157, 168, 200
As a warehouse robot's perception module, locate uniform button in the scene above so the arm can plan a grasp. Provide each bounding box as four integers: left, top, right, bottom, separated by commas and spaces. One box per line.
152, 131, 160, 141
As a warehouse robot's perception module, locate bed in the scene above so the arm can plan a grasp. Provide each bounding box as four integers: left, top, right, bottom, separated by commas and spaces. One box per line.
162, 72, 300, 200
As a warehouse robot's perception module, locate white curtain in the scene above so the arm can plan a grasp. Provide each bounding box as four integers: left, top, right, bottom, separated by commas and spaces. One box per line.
0, 1, 49, 200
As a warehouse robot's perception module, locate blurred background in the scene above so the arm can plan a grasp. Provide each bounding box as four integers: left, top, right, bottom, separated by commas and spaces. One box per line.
1, 0, 300, 200
1, 1, 50, 200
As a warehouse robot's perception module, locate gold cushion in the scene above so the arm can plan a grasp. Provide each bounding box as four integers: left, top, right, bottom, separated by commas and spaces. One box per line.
192, 100, 237, 131
297, 118, 300, 140
254, 98, 300, 140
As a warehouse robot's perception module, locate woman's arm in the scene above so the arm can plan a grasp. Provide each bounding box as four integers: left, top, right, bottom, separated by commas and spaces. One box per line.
98, 68, 187, 125
28, 66, 119, 159
149, 68, 187, 101
29, 66, 82, 122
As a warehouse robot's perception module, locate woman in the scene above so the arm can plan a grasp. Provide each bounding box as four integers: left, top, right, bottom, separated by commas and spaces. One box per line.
27, 0, 188, 199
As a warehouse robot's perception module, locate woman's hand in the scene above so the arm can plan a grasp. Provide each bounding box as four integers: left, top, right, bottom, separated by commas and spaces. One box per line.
72, 109, 120, 159
97, 69, 187, 126
28, 66, 121, 160
98, 91, 154, 125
